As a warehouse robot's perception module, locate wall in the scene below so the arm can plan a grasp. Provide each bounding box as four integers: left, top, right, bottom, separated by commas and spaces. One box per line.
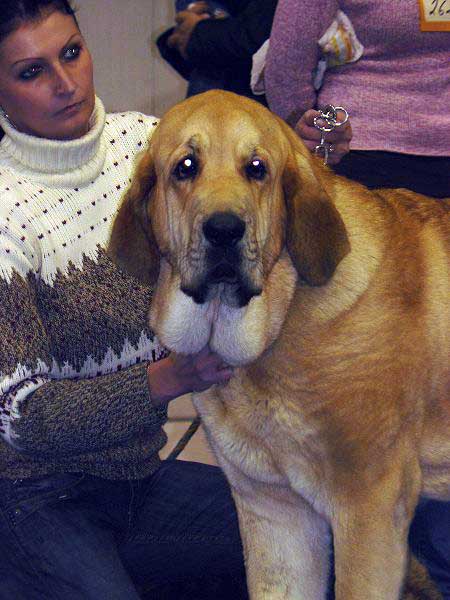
77, 0, 187, 117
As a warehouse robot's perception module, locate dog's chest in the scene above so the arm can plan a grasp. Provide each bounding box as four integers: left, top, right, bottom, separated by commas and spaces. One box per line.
195, 378, 330, 512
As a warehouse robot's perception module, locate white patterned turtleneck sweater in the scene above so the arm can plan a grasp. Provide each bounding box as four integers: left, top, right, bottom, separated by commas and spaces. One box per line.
0, 97, 169, 480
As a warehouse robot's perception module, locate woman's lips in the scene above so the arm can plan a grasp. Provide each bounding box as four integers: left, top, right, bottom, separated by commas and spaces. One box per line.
55, 100, 85, 117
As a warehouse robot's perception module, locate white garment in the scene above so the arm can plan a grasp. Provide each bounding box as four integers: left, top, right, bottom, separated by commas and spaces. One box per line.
250, 10, 364, 95
0, 97, 158, 285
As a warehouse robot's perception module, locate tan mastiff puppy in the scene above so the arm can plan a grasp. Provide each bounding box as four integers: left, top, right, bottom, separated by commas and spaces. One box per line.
109, 90, 449, 600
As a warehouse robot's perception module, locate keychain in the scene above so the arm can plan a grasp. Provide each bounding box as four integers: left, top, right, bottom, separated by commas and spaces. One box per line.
314, 105, 349, 165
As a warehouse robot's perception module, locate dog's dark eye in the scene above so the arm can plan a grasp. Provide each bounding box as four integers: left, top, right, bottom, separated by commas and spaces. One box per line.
174, 155, 198, 181
245, 158, 267, 181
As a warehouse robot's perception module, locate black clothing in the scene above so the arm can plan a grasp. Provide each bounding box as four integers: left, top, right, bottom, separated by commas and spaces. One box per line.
156, 0, 277, 103
333, 151, 450, 199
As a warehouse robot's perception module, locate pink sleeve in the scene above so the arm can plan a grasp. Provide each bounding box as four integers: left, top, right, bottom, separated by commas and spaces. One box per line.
265, 0, 339, 125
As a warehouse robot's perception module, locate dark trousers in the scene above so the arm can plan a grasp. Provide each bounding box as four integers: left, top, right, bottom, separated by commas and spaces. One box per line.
333, 150, 450, 198
409, 500, 450, 598
0, 461, 448, 598
0, 461, 248, 600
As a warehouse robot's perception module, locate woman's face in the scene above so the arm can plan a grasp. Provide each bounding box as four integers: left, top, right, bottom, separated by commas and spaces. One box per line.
0, 10, 95, 140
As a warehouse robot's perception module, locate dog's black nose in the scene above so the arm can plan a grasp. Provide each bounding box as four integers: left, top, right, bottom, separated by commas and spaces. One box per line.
203, 212, 246, 247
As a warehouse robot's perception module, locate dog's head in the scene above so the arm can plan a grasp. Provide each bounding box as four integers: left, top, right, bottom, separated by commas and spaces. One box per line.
110, 91, 349, 301
109, 91, 350, 360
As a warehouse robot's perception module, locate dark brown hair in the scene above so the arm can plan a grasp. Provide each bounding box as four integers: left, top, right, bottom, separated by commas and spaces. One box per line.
0, 0, 78, 45
0, 1, 78, 140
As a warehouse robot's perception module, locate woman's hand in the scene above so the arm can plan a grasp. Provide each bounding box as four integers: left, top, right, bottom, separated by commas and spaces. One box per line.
295, 109, 352, 166
185, 2, 209, 14
167, 10, 210, 59
147, 345, 234, 406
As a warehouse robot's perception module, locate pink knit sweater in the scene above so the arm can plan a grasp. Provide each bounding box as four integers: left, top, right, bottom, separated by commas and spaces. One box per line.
265, 0, 450, 156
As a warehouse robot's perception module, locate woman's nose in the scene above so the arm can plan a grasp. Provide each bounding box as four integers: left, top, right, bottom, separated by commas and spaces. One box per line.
53, 65, 77, 96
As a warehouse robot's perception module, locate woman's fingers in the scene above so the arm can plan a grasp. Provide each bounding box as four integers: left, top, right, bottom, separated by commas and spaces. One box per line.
295, 109, 352, 165
169, 345, 234, 393
186, 1, 209, 14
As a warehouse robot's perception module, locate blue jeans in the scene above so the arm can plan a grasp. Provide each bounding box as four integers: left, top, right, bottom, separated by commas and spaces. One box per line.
1, 462, 448, 599
0, 461, 248, 599
409, 499, 450, 599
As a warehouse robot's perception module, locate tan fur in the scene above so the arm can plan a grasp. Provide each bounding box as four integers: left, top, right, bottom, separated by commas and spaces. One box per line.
109, 91, 449, 599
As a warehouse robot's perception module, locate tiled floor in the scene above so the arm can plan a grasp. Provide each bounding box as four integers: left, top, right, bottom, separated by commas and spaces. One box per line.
161, 394, 216, 465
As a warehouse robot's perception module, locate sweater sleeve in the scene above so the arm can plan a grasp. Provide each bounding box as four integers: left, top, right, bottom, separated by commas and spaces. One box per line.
265, 0, 339, 125
0, 218, 165, 459
186, 0, 277, 68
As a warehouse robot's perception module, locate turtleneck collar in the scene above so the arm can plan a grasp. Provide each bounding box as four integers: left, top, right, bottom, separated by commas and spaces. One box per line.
0, 96, 107, 187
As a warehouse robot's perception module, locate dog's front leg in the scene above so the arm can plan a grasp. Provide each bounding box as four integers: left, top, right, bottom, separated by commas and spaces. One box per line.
331, 462, 421, 600
232, 485, 331, 600
332, 508, 408, 599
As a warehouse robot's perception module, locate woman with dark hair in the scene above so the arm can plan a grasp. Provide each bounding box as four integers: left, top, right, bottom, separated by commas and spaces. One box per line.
0, 2, 248, 598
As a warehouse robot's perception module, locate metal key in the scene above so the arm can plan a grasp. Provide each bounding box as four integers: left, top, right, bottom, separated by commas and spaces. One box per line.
314, 105, 349, 165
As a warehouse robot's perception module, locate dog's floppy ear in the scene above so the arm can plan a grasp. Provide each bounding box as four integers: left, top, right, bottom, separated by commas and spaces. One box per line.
108, 149, 160, 285
281, 121, 350, 286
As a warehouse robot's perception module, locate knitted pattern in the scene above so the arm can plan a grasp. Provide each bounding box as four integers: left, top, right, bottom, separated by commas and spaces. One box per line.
0, 98, 168, 480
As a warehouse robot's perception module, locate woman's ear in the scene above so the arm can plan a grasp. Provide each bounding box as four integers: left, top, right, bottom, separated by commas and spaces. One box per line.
108, 149, 160, 285
280, 120, 350, 285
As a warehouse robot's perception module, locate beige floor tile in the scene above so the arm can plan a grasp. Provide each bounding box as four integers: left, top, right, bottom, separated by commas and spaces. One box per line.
161, 420, 216, 465
167, 393, 197, 420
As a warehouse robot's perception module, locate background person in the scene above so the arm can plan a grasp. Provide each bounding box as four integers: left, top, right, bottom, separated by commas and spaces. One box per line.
265, 0, 450, 198
172, 1, 230, 96
156, 0, 278, 104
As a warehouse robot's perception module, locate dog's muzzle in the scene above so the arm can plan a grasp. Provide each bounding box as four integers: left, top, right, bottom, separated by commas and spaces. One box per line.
181, 211, 261, 307
202, 211, 246, 248
203, 211, 244, 284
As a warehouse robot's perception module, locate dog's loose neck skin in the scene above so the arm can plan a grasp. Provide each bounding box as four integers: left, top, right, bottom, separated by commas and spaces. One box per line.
149, 250, 298, 366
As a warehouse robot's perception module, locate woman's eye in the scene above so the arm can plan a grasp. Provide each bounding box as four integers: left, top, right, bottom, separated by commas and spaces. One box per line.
245, 158, 267, 181
64, 44, 81, 61
174, 155, 198, 181
19, 65, 42, 80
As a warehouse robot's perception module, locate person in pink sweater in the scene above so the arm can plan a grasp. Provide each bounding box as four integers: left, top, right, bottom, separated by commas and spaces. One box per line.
266, 1, 450, 598
265, 0, 450, 199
